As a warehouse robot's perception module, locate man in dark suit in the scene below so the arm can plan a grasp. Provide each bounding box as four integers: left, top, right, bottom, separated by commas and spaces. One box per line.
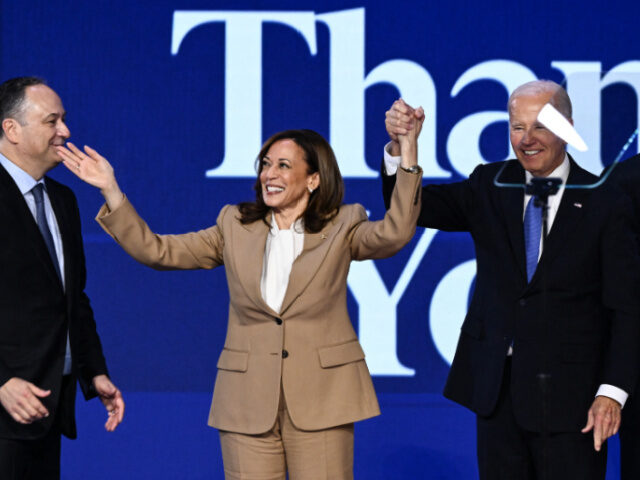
601, 153, 640, 480
0, 76, 124, 479
382, 81, 640, 479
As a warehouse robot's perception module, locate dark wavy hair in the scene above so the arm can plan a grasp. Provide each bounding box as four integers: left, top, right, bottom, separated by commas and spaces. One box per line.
238, 129, 344, 233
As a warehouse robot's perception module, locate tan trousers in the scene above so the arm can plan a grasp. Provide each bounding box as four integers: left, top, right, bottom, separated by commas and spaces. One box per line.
219, 391, 354, 480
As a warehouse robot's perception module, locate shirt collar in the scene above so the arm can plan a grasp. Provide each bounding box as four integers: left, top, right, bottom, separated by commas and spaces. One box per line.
524, 153, 570, 186
0, 152, 45, 195
269, 212, 304, 235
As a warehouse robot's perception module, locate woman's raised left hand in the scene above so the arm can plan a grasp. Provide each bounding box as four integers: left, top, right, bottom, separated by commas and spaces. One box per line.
56, 143, 125, 210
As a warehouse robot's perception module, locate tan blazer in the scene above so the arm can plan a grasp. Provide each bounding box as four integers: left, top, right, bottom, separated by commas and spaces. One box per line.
96, 169, 421, 434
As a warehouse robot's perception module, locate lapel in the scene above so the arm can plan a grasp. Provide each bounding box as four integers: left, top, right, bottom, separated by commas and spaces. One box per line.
278, 219, 339, 315
0, 165, 64, 291
231, 210, 342, 317
497, 160, 528, 280
530, 157, 592, 284
231, 217, 279, 316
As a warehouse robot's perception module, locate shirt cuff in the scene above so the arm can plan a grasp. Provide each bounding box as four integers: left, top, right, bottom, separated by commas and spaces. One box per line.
596, 384, 628, 408
383, 142, 401, 176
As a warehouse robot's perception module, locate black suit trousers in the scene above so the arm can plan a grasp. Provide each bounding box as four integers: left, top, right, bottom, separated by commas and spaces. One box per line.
476, 359, 607, 480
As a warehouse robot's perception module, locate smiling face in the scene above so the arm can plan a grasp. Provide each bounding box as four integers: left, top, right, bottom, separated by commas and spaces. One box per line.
259, 138, 320, 224
1, 84, 71, 179
509, 91, 568, 177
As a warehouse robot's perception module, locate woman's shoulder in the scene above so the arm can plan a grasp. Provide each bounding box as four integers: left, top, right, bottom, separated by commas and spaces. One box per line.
332, 203, 368, 224
216, 204, 241, 225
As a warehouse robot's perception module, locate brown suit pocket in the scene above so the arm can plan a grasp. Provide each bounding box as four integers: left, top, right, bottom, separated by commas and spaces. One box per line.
318, 340, 365, 368
216, 349, 249, 372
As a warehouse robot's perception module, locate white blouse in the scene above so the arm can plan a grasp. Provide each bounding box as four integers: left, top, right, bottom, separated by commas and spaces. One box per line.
260, 213, 305, 313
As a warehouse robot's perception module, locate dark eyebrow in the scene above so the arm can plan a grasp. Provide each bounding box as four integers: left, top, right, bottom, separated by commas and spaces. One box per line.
43, 112, 66, 121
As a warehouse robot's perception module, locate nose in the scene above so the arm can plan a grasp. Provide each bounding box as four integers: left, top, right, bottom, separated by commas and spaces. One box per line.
264, 163, 278, 178
517, 127, 537, 148
57, 119, 70, 140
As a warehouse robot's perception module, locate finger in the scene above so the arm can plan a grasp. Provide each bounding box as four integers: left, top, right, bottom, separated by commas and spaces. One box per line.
385, 122, 410, 136
11, 405, 32, 424
28, 384, 51, 398
67, 142, 88, 162
62, 160, 79, 174
612, 412, 621, 435
116, 395, 125, 423
56, 146, 76, 163
83, 145, 105, 163
385, 110, 414, 124
593, 417, 603, 451
21, 393, 50, 419
414, 106, 425, 120
105, 399, 124, 431
581, 410, 594, 433
392, 99, 413, 114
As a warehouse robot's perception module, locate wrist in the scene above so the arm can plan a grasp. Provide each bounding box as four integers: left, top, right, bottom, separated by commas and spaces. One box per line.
389, 141, 401, 157
399, 165, 421, 174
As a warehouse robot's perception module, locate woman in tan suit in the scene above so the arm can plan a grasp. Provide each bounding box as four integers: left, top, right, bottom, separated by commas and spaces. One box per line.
56, 126, 422, 480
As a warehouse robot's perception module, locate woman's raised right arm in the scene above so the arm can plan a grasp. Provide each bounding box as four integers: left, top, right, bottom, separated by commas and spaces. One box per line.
56, 143, 225, 270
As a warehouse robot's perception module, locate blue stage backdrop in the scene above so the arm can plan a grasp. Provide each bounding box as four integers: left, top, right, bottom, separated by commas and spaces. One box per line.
1, 0, 639, 478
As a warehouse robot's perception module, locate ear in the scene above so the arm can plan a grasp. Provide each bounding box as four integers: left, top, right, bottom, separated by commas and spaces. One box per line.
308, 172, 320, 191
1, 118, 20, 144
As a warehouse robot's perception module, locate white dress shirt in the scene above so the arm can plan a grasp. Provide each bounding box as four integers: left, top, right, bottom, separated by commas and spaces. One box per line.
384, 145, 627, 407
260, 213, 305, 314
0, 153, 71, 375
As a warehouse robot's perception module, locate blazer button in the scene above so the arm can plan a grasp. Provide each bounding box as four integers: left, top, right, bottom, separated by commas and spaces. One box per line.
275, 318, 283, 325
282, 349, 289, 358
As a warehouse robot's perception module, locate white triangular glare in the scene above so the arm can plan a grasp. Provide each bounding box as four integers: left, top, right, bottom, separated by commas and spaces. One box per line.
537, 103, 588, 152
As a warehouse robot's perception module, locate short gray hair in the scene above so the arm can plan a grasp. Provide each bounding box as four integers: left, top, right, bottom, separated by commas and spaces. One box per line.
508, 80, 572, 119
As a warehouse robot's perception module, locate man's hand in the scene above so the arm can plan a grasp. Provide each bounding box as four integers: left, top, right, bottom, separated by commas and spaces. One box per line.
0, 377, 50, 424
93, 374, 125, 432
581, 395, 621, 451
385, 99, 425, 156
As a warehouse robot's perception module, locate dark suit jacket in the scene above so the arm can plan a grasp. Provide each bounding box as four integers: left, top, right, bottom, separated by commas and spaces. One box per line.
382, 157, 640, 433
0, 164, 109, 440
602, 154, 640, 388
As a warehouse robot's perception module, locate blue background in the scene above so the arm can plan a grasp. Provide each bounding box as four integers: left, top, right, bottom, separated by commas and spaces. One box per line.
2, 0, 639, 478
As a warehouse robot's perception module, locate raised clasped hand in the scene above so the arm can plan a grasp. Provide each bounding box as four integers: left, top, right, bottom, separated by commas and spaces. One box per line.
386, 99, 425, 140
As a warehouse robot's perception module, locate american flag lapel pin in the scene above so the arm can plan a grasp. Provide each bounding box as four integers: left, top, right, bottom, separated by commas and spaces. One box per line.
573, 202, 582, 208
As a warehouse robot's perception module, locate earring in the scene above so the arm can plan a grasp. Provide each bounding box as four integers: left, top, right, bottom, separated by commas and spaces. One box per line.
308, 186, 315, 194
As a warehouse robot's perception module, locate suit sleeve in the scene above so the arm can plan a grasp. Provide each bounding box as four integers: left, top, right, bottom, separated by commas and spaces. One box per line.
381, 159, 481, 232
349, 168, 421, 260
95, 196, 226, 270
67, 190, 109, 400
599, 187, 640, 394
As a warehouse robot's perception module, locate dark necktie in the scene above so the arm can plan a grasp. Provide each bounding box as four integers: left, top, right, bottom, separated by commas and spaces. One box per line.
31, 183, 62, 281
31, 183, 72, 373
524, 197, 542, 283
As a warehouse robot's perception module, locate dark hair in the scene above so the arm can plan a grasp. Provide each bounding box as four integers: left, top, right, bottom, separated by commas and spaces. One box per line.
238, 129, 344, 233
0, 76, 47, 138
